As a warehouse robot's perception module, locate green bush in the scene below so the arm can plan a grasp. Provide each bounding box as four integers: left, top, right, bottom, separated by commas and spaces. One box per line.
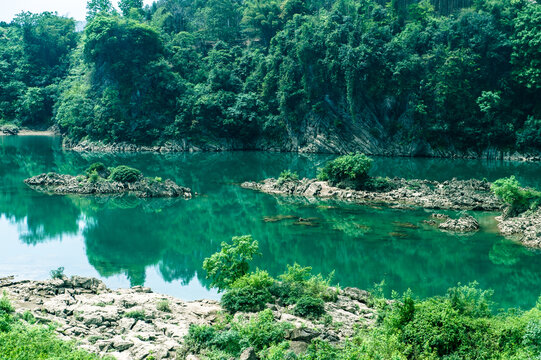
277, 170, 299, 185
88, 170, 99, 183
491, 176, 541, 216
222, 287, 273, 313
222, 270, 276, 313
124, 310, 146, 320
109, 165, 142, 183
85, 162, 109, 178
203, 235, 259, 291
156, 299, 171, 313
317, 153, 373, 189
294, 296, 325, 318
49, 267, 65, 279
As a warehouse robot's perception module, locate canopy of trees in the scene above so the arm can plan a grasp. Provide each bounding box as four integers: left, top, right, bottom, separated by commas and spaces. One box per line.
0, 0, 540, 152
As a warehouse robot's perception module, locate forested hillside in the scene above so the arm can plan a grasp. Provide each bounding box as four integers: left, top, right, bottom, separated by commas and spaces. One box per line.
1, 0, 541, 155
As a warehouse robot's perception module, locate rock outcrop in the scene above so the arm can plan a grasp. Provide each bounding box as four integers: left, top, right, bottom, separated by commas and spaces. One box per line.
0, 276, 378, 360
497, 208, 541, 248
241, 178, 501, 211
438, 215, 480, 233
24, 172, 193, 198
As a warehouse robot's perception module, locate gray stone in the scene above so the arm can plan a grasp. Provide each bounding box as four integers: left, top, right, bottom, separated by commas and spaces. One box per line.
239, 347, 258, 360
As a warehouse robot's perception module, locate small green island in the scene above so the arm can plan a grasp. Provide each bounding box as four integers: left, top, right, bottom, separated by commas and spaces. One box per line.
24, 163, 193, 199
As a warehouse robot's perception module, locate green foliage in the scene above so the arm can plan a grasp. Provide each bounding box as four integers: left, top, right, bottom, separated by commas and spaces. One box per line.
156, 299, 171, 313
277, 169, 299, 185
221, 270, 275, 313
85, 162, 108, 178
49, 266, 65, 279
123, 309, 146, 320
317, 153, 373, 188
109, 165, 142, 183
491, 176, 541, 216
203, 235, 259, 291
184, 309, 291, 358
294, 296, 325, 318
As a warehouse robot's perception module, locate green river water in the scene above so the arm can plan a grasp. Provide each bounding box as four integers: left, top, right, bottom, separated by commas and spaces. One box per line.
1, 136, 540, 308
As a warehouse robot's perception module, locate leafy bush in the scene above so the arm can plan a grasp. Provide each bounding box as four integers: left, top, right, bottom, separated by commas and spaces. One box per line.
88, 170, 99, 183
278, 264, 337, 303
183, 309, 291, 358
85, 162, 109, 178
222, 270, 276, 313
294, 296, 325, 318
277, 170, 299, 185
109, 165, 142, 183
491, 176, 541, 216
317, 153, 373, 189
49, 267, 65, 279
203, 235, 259, 291
124, 310, 146, 320
156, 299, 171, 313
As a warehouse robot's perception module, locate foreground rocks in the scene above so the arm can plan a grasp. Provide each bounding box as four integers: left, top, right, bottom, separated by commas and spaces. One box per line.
24, 172, 193, 199
241, 177, 501, 211
0, 276, 378, 360
497, 208, 541, 248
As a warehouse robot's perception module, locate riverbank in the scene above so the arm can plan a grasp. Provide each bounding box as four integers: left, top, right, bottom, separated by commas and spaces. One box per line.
0, 276, 377, 360
61, 138, 541, 162
241, 177, 541, 248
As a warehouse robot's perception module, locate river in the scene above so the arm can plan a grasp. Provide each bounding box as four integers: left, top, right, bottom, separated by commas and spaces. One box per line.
1, 135, 540, 309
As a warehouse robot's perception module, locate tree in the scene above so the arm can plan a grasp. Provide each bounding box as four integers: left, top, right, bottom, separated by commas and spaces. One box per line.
118, 0, 144, 17
86, 0, 114, 21
202, 235, 259, 291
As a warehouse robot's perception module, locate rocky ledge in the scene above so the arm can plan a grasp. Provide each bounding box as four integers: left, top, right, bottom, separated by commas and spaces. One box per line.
424, 214, 480, 233
241, 177, 501, 211
0, 276, 377, 360
24, 172, 193, 198
497, 208, 541, 248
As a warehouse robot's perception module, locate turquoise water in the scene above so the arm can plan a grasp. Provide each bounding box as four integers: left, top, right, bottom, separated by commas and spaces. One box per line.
1, 135, 540, 308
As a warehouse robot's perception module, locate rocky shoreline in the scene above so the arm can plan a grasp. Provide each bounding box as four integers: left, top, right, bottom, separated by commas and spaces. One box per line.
241, 177, 501, 211
241, 177, 541, 248
61, 138, 541, 162
24, 172, 193, 199
0, 276, 377, 360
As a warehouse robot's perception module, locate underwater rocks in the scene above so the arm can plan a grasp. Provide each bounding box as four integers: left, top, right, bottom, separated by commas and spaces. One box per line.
0, 276, 378, 360
241, 177, 501, 211
24, 172, 192, 198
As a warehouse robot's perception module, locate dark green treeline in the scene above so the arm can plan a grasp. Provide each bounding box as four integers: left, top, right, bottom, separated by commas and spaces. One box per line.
1, 0, 540, 152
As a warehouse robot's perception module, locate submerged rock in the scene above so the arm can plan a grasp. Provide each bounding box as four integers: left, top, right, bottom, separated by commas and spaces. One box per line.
24, 172, 193, 199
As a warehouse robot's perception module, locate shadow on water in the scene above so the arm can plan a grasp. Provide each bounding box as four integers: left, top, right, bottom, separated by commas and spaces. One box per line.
1, 135, 541, 308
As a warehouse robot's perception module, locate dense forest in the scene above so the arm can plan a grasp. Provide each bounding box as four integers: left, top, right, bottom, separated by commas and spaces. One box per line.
1, 0, 540, 154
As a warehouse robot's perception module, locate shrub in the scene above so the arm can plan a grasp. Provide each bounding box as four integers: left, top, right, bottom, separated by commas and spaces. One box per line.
88, 170, 99, 183
85, 162, 109, 178
317, 153, 373, 188
491, 176, 541, 216
523, 320, 541, 352
222, 270, 276, 313
294, 296, 325, 318
49, 267, 65, 279
156, 299, 171, 313
124, 310, 146, 320
277, 170, 299, 185
236, 309, 292, 352
222, 287, 273, 313
203, 235, 260, 291
109, 165, 142, 183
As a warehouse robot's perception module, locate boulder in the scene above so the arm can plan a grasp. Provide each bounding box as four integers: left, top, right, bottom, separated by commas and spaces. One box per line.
439, 215, 480, 232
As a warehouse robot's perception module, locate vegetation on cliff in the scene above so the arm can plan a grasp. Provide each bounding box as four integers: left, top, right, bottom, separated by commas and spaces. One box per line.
1, 0, 541, 153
